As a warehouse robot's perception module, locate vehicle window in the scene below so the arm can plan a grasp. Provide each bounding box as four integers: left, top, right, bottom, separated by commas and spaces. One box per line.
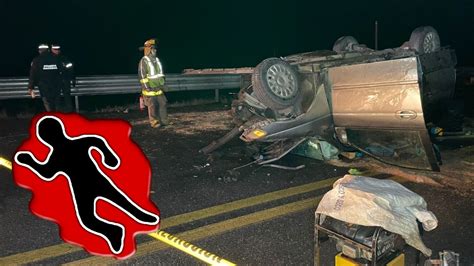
346, 129, 432, 170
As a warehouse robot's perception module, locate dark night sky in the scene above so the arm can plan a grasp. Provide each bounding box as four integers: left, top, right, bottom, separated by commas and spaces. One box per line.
0, 0, 473, 77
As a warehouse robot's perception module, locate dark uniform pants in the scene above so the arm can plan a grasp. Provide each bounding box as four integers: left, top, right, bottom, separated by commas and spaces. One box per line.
42, 96, 60, 112
39, 84, 61, 112
144, 94, 168, 127
62, 81, 73, 112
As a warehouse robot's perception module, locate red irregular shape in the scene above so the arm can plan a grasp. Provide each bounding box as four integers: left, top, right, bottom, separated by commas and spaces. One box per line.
12, 113, 160, 259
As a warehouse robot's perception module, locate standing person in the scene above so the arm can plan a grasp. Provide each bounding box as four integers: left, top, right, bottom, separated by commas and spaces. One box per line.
51, 44, 76, 112
138, 39, 169, 128
28, 44, 63, 112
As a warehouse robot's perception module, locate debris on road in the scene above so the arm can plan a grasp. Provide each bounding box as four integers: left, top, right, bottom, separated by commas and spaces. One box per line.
262, 164, 305, 170
193, 163, 210, 170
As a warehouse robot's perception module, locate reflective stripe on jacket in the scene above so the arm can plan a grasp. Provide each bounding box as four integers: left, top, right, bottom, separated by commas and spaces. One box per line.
138, 55, 165, 92
142, 89, 163, 96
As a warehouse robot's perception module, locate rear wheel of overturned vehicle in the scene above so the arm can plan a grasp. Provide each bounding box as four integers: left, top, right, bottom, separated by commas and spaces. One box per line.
332, 36, 359, 53
252, 57, 301, 110
408, 26, 440, 54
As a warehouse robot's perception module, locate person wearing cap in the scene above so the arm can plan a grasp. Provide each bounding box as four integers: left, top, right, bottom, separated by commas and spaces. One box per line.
138, 38, 169, 128
51, 44, 76, 112
28, 44, 63, 112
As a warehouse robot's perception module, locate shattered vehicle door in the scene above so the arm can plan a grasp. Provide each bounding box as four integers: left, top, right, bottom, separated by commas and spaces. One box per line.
329, 57, 439, 171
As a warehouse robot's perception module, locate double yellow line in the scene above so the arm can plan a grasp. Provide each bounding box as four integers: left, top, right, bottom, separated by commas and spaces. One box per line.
0, 165, 337, 265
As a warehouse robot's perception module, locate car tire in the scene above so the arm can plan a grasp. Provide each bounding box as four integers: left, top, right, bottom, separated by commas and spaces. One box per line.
408, 26, 440, 54
332, 36, 359, 53
252, 57, 300, 110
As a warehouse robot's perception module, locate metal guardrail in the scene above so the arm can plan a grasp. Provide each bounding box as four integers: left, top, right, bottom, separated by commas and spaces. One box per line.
0, 74, 242, 99
0, 74, 243, 112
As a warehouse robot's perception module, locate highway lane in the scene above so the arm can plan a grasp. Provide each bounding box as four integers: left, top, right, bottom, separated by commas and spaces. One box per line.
0, 177, 335, 264
1, 106, 473, 264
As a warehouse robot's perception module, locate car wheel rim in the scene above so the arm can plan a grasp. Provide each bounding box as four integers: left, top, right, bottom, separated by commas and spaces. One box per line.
265, 64, 297, 99
423, 32, 435, 53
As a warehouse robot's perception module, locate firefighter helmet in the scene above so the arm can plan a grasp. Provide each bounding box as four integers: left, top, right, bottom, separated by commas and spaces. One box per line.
139, 39, 157, 51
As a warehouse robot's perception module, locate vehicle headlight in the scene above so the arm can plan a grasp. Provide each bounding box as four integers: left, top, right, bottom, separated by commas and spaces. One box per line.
249, 129, 267, 139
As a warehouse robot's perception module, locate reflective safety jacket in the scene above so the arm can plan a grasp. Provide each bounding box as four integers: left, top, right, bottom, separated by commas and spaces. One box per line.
138, 55, 165, 96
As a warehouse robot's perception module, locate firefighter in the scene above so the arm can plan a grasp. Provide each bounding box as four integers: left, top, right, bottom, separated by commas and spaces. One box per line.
28, 44, 63, 112
51, 44, 76, 112
138, 38, 169, 128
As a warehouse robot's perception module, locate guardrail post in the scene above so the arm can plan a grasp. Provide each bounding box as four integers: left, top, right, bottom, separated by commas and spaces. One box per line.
75, 96, 80, 113
214, 88, 220, 103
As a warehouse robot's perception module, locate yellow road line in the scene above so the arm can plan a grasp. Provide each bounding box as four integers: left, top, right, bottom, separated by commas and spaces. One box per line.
66, 196, 324, 265
0, 178, 336, 265
162, 177, 336, 228
0, 157, 12, 170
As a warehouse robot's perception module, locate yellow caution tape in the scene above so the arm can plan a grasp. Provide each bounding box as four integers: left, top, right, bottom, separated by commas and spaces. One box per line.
0, 156, 235, 265
148, 230, 236, 266
0, 157, 12, 170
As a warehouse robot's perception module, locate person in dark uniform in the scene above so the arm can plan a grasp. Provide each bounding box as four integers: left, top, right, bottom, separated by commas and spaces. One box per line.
28, 44, 63, 112
51, 44, 76, 112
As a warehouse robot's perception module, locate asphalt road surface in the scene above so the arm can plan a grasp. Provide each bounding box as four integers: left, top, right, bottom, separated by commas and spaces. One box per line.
0, 104, 473, 265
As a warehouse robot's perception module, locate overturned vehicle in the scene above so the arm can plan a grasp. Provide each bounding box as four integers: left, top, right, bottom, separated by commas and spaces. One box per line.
202, 26, 459, 172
